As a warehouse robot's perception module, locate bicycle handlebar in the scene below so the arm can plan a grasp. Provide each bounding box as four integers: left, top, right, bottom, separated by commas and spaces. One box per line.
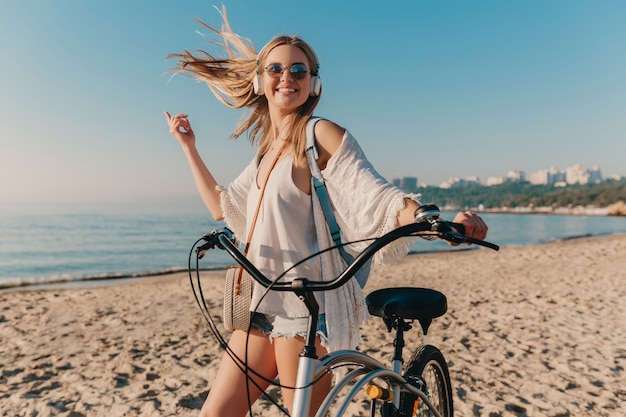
197, 217, 499, 293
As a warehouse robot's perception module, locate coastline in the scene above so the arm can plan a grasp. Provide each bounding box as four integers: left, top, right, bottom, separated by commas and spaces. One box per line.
3, 207, 625, 293
480, 206, 614, 216
0, 266, 230, 293
1, 233, 625, 416
0, 230, 614, 293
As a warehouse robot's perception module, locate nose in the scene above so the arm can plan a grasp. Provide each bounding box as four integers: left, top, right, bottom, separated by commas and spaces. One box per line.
280, 68, 294, 81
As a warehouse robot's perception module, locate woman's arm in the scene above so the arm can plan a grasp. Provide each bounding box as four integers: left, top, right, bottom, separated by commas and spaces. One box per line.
313, 119, 488, 240
164, 112, 224, 221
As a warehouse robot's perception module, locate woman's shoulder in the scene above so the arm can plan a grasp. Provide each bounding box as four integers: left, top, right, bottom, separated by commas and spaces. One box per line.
313, 119, 346, 159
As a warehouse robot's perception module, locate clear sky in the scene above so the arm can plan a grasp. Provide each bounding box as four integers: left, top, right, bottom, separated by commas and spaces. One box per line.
1, 1, 625, 205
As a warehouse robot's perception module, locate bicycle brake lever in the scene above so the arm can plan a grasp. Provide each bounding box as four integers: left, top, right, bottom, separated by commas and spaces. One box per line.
458, 234, 500, 251
197, 228, 235, 259
438, 222, 499, 251
441, 232, 500, 251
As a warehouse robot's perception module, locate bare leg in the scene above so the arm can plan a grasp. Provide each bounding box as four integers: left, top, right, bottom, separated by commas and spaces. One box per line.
274, 335, 333, 417
198, 328, 277, 417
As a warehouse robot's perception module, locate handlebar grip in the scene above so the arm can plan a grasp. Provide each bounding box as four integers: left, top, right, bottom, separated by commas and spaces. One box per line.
448, 222, 465, 235
196, 228, 235, 259
440, 221, 499, 251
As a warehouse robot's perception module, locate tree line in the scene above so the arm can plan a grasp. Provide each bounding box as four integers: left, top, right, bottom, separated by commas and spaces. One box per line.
408, 178, 626, 210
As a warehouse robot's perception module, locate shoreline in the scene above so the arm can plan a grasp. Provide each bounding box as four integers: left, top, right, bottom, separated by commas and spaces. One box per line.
0, 266, 230, 293
1, 233, 625, 415
3, 230, 624, 293
479, 206, 614, 216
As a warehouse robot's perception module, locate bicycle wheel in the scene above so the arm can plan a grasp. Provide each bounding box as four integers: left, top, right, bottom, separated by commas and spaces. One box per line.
398, 344, 453, 417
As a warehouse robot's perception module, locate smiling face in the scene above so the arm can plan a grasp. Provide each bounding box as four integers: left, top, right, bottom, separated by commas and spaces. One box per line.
260, 44, 312, 116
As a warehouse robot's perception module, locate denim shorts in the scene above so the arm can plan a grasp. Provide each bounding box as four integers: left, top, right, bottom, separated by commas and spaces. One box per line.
251, 313, 328, 343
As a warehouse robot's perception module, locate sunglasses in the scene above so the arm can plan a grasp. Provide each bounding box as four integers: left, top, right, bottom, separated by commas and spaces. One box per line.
263, 63, 310, 80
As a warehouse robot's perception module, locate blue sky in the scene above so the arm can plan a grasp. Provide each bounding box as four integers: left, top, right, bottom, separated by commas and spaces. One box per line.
1, 1, 625, 205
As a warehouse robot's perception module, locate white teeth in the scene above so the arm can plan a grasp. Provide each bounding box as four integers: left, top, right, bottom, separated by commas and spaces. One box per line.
277, 88, 296, 93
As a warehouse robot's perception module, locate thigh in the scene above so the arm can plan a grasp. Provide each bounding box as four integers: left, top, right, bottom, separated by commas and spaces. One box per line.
199, 328, 278, 417
274, 335, 332, 417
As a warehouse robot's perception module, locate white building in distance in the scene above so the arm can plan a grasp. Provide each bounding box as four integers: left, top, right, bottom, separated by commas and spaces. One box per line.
486, 170, 526, 186
566, 164, 602, 185
530, 165, 602, 185
396, 165, 608, 188
439, 176, 480, 189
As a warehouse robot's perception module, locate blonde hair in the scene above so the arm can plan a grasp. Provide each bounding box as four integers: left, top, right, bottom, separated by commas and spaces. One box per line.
167, 6, 322, 165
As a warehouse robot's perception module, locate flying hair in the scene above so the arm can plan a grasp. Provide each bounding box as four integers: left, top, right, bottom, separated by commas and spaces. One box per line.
166, 6, 322, 164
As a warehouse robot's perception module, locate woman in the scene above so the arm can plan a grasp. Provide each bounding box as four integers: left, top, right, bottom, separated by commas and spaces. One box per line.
165, 10, 487, 417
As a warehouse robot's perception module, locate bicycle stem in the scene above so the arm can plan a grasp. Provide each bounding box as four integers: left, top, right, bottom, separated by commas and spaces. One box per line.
292, 278, 320, 358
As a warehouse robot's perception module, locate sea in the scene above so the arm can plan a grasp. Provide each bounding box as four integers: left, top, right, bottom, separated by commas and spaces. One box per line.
2, 202, 626, 291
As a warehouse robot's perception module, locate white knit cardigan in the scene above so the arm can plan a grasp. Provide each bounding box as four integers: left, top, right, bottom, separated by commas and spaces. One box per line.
219, 129, 421, 352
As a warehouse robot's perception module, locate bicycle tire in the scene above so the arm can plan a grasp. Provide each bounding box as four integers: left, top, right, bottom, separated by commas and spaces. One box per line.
398, 344, 453, 417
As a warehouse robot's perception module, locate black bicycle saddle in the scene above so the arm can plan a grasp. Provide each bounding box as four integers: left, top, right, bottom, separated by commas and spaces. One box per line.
366, 287, 447, 334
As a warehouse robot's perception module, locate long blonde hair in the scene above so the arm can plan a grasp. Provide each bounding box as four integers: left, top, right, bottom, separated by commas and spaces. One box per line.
167, 6, 322, 165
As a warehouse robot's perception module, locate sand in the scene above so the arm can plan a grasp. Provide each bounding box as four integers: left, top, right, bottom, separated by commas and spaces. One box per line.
1, 234, 625, 416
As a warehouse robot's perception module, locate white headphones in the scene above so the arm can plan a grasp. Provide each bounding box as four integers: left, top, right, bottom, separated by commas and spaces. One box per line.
310, 74, 322, 96
253, 71, 264, 95
253, 66, 322, 97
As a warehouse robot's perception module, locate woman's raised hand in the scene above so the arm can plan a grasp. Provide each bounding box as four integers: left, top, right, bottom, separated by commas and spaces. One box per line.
164, 111, 195, 147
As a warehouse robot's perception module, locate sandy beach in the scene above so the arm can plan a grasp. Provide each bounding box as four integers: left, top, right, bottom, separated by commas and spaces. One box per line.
1, 234, 625, 416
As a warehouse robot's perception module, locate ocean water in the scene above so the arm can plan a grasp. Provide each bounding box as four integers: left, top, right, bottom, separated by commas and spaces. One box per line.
1, 203, 625, 290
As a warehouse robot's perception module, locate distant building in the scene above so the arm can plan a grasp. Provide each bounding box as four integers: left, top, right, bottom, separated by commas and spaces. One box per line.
566, 164, 590, 185
549, 167, 566, 184
439, 177, 480, 189
564, 164, 603, 185
485, 176, 506, 186
392, 177, 418, 190
530, 166, 565, 185
403, 164, 606, 187
589, 165, 602, 184
529, 170, 548, 185
507, 170, 526, 182
530, 165, 601, 186
486, 170, 526, 186
400, 177, 418, 189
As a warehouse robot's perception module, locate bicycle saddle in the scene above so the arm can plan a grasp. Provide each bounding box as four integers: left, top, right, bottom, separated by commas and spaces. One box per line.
366, 287, 447, 335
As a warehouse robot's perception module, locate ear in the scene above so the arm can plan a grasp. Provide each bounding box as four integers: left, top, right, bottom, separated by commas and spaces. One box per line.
310, 75, 321, 96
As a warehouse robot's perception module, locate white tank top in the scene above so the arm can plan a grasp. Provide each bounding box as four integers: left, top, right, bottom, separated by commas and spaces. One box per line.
247, 155, 324, 317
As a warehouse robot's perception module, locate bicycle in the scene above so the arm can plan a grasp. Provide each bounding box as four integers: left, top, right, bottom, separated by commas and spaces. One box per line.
189, 205, 499, 417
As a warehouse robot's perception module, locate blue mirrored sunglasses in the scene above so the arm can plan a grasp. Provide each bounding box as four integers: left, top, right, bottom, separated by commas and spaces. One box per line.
263, 63, 310, 80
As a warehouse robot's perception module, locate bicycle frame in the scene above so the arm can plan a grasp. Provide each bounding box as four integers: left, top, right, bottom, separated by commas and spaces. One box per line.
200, 218, 498, 417
290, 350, 444, 417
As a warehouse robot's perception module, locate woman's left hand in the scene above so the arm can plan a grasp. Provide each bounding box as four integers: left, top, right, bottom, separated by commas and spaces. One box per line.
453, 211, 488, 241
164, 111, 195, 148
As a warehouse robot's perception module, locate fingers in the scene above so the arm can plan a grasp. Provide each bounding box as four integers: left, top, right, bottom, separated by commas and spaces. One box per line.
455, 211, 488, 240
164, 112, 192, 134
